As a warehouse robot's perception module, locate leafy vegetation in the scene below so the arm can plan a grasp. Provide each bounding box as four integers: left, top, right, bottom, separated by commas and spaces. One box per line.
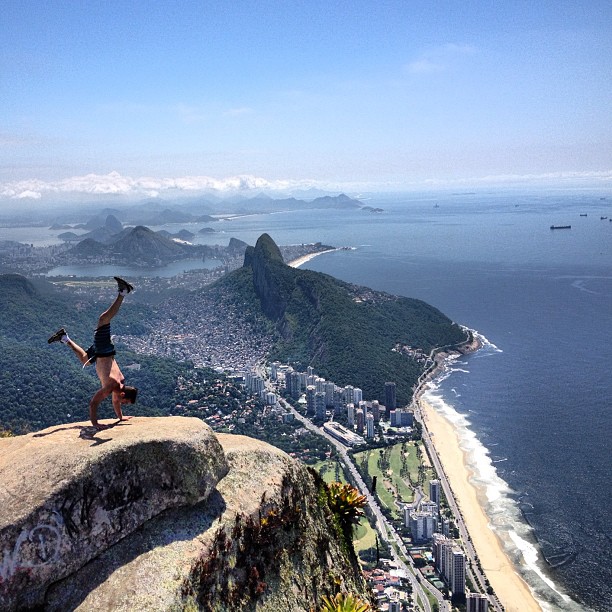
319, 592, 372, 612
217, 234, 467, 404
326, 482, 368, 539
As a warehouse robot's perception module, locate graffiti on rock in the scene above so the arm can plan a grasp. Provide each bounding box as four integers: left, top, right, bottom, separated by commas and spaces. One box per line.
0, 512, 64, 584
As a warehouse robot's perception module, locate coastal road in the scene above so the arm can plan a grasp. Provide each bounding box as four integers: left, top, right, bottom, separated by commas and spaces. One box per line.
273, 391, 446, 612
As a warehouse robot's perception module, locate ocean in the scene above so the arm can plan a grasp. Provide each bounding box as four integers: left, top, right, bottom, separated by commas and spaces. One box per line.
3, 189, 611, 610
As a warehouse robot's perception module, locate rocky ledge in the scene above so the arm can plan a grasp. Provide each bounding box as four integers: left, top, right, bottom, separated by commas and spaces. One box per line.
0, 417, 369, 611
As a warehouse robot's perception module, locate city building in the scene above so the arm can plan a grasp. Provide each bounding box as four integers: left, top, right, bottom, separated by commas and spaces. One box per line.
285, 371, 301, 399
385, 381, 397, 412
407, 510, 436, 543
353, 387, 363, 403
356, 408, 365, 434
306, 385, 316, 415
366, 413, 375, 439
450, 548, 466, 595
325, 381, 336, 407
371, 399, 380, 423
347, 403, 355, 429
429, 479, 441, 507
432, 533, 453, 576
315, 391, 326, 420
420, 500, 438, 515
466, 592, 489, 612
323, 421, 364, 447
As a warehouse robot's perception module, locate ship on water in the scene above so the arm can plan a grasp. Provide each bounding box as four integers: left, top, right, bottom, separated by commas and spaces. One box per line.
550, 225, 571, 229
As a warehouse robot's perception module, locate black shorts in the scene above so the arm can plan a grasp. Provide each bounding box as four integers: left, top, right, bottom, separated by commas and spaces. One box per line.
91, 323, 116, 359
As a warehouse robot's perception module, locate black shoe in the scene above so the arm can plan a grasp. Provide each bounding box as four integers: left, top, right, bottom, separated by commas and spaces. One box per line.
48, 328, 66, 344
114, 276, 134, 293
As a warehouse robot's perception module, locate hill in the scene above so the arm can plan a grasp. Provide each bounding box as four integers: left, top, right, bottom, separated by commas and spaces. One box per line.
216, 234, 468, 405
0, 274, 186, 433
67, 225, 194, 264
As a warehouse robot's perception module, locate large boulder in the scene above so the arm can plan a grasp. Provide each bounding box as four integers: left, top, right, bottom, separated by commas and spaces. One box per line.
44, 435, 370, 611
0, 417, 228, 611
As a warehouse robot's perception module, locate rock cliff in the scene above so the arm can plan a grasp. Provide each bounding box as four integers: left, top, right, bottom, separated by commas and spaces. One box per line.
0, 417, 369, 611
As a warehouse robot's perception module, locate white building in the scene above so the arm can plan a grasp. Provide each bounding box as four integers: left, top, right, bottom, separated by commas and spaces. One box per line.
407, 510, 436, 543
450, 548, 466, 595
366, 413, 375, 439
347, 403, 355, 428
323, 421, 364, 447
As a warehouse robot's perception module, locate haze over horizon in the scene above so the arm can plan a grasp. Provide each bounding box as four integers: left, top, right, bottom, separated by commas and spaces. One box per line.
2, 1, 611, 203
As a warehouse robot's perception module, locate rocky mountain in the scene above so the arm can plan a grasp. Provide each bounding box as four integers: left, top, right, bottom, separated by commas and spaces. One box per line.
0, 417, 369, 611
67, 225, 194, 265
218, 234, 468, 404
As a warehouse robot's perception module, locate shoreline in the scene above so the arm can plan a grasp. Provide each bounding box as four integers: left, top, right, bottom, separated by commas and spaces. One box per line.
287, 248, 339, 268
415, 339, 542, 611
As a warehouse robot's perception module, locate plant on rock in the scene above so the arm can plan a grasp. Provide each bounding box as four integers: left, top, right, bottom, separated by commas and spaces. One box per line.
327, 482, 367, 534
319, 592, 372, 612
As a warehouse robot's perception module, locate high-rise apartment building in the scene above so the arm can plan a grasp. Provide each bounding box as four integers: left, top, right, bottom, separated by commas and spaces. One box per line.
356, 408, 365, 434
366, 413, 375, 439
371, 400, 380, 423
466, 592, 489, 612
429, 479, 441, 507
347, 403, 355, 429
450, 548, 466, 595
315, 391, 326, 420
385, 381, 397, 411
306, 385, 316, 415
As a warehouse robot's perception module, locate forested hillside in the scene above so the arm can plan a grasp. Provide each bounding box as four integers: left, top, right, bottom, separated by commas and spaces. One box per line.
217, 234, 468, 405
0, 275, 201, 433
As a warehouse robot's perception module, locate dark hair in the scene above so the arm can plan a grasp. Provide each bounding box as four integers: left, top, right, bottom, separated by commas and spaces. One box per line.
123, 386, 138, 404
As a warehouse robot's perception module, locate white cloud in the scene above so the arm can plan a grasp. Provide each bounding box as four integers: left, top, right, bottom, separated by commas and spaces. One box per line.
1, 169, 610, 201
15, 189, 42, 199
0, 171, 336, 200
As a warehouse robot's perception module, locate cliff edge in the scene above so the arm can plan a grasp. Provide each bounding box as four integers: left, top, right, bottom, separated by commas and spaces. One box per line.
0, 417, 369, 611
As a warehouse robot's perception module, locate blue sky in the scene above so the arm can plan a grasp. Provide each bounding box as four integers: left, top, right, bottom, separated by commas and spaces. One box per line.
1, 0, 611, 199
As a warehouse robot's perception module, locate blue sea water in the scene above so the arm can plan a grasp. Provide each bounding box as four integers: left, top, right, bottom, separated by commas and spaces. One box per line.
5, 190, 611, 609
191, 190, 610, 611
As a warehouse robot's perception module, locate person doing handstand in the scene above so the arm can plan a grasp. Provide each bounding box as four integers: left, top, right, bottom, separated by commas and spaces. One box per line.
48, 276, 138, 430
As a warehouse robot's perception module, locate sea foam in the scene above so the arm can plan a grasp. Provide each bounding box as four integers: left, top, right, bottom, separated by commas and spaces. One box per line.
423, 345, 589, 611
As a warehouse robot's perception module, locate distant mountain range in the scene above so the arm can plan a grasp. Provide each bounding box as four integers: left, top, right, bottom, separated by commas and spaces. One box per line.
45, 193, 365, 227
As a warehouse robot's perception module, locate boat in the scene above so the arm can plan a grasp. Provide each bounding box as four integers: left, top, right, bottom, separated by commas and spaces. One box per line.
550, 225, 571, 230
601, 216, 608, 220
580, 213, 588, 217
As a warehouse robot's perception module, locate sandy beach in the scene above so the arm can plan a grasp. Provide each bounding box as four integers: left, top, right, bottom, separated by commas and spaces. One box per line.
420, 396, 541, 611
288, 248, 337, 268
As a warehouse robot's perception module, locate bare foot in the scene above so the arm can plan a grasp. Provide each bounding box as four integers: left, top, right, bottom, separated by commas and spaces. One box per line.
119, 415, 133, 422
